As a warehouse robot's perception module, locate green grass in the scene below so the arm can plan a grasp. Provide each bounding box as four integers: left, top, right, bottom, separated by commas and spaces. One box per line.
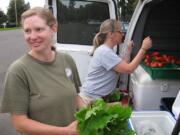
0, 27, 21, 31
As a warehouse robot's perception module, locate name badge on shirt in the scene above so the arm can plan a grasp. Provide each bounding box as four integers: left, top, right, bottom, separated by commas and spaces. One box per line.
65, 68, 72, 78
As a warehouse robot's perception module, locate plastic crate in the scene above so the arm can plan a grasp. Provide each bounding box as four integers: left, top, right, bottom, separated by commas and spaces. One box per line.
141, 62, 180, 79
130, 111, 176, 135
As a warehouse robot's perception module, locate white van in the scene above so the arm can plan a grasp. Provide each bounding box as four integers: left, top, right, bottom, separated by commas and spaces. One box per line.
46, 0, 180, 111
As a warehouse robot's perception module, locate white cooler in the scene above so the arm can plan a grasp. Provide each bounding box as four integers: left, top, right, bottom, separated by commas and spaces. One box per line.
129, 65, 180, 110
129, 90, 180, 135
130, 111, 176, 135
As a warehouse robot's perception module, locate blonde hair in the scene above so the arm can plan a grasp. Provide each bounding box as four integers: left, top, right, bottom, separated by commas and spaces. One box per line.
21, 7, 57, 27
91, 19, 121, 56
21, 7, 57, 50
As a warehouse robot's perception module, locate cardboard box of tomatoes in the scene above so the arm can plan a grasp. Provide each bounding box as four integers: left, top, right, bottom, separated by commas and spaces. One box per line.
141, 51, 180, 79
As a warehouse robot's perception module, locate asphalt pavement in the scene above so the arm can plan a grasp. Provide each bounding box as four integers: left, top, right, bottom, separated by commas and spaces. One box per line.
0, 29, 27, 135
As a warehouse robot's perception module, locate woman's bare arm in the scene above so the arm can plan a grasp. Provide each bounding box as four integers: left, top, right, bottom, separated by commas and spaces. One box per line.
11, 113, 78, 135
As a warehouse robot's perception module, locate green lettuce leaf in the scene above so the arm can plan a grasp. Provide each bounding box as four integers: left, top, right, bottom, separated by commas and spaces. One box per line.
75, 98, 135, 135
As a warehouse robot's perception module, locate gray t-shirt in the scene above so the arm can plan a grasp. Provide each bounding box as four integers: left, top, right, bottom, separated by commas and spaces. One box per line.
81, 44, 122, 99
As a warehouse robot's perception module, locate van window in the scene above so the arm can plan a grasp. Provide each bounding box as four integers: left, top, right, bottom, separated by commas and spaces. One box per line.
56, 0, 110, 45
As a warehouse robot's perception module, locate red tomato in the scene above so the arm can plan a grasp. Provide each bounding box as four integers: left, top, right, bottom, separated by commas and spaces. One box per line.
145, 54, 151, 60
163, 55, 171, 63
171, 59, 175, 64
144, 59, 150, 63
169, 56, 176, 64
157, 62, 163, 67
150, 62, 159, 67
155, 56, 164, 62
151, 51, 159, 57
175, 60, 180, 65
146, 62, 150, 66
162, 54, 168, 59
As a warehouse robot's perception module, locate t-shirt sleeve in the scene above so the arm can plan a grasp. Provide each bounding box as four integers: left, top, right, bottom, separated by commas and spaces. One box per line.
72, 65, 81, 93
100, 49, 122, 71
1, 70, 29, 115
70, 60, 81, 93
64, 54, 82, 93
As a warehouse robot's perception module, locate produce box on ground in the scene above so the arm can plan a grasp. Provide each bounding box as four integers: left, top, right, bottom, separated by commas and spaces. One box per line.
141, 51, 180, 79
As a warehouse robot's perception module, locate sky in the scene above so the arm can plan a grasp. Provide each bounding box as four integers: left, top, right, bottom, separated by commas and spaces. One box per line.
0, 0, 45, 13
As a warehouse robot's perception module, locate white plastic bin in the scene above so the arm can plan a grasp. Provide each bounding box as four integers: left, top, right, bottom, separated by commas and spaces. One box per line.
129, 65, 180, 110
130, 111, 176, 135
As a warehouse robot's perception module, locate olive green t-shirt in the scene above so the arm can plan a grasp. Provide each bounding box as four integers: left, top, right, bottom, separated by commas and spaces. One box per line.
1, 52, 81, 127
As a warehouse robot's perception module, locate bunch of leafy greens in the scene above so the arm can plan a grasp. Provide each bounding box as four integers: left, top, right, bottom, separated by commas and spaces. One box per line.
103, 89, 122, 103
75, 98, 135, 135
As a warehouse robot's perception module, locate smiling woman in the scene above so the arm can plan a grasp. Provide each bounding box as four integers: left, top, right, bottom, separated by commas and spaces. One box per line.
0, 7, 81, 135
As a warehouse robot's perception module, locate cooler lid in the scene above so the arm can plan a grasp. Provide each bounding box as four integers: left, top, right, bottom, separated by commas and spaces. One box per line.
172, 90, 180, 119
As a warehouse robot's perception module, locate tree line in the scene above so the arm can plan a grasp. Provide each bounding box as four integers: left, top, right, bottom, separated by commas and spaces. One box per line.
0, 0, 30, 28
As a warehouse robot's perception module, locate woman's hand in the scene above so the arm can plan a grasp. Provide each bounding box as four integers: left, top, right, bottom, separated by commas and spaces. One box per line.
141, 36, 152, 51
11, 113, 79, 135
67, 121, 79, 135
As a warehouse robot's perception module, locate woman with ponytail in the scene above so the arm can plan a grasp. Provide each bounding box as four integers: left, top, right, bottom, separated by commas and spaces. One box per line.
77, 19, 152, 107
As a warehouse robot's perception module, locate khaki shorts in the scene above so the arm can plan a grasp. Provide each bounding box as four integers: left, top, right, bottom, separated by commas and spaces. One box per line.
78, 92, 94, 105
